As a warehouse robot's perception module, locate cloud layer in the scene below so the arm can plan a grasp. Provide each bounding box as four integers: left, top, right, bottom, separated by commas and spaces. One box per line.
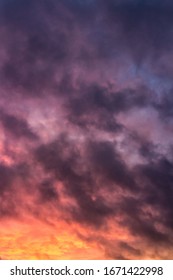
0, 0, 173, 259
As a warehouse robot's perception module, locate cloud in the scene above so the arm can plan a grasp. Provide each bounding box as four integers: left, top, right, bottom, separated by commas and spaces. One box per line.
0, 110, 38, 140
0, 163, 26, 219
0, 0, 72, 96
38, 180, 58, 203
153, 90, 173, 119
35, 135, 114, 227
87, 140, 137, 191
139, 158, 173, 230
98, 0, 173, 62
0, 164, 14, 195
0, 0, 173, 259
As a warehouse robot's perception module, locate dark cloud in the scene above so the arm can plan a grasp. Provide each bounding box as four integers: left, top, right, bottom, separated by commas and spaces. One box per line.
139, 158, 173, 229
0, 164, 22, 218
119, 241, 141, 257
153, 90, 173, 119
121, 197, 170, 244
66, 84, 150, 133
139, 141, 158, 161
34, 136, 138, 229
35, 136, 115, 226
38, 180, 58, 202
99, 0, 173, 63
34, 131, 173, 247
0, 0, 72, 95
0, 164, 14, 195
87, 140, 137, 191
70, 110, 123, 133
0, 110, 38, 140
68, 85, 149, 116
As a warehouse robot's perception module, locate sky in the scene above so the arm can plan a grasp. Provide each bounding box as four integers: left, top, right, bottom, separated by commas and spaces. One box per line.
0, 0, 173, 260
